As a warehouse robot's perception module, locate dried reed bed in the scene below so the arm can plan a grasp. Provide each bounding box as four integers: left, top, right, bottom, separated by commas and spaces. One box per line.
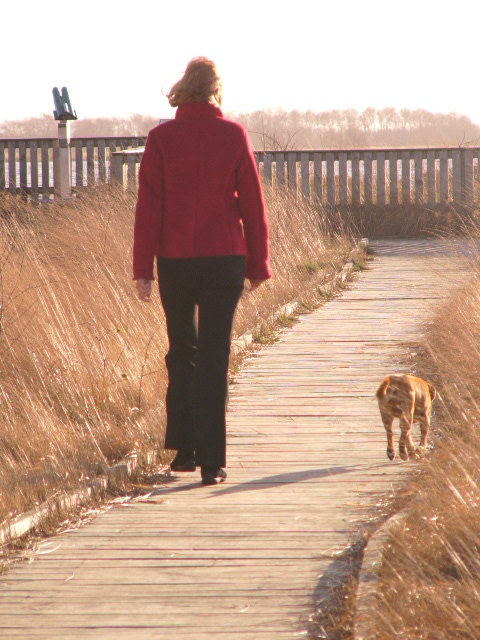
368, 238, 480, 639
0, 184, 353, 523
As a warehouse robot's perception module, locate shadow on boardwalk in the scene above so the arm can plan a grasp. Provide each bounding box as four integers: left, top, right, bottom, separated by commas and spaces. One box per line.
0, 240, 472, 640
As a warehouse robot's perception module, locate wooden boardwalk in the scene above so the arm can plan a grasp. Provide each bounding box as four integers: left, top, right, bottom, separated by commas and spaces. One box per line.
0, 240, 471, 639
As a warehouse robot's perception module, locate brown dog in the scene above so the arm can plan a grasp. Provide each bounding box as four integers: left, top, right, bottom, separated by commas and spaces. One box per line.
376, 374, 436, 461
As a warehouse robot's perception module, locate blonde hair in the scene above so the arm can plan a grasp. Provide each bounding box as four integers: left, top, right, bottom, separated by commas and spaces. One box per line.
167, 57, 222, 108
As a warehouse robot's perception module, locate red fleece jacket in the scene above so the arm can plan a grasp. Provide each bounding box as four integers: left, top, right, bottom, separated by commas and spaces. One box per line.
133, 102, 271, 281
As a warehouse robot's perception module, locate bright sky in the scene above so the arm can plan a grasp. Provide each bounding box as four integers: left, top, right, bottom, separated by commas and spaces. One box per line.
3, 0, 480, 125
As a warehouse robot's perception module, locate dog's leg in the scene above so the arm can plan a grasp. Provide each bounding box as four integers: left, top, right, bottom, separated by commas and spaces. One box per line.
399, 412, 415, 460
415, 412, 430, 457
380, 409, 395, 460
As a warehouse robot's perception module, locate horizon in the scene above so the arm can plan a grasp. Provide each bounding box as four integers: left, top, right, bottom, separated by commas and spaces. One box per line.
3, 0, 480, 127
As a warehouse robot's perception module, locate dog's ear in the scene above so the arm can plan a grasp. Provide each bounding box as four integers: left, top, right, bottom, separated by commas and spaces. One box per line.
428, 384, 437, 401
376, 377, 390, 400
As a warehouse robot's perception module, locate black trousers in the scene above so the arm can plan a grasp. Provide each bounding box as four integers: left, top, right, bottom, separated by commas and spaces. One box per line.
157, 255, 245, 470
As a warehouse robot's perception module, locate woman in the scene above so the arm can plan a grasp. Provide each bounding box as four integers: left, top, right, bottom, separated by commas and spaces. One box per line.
133, 57, 270, 486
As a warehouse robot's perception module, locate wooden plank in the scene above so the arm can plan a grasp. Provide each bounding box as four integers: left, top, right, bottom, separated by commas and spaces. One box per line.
287, 152, 297, 193
351, 151, 360, 205
313, 152, 322, 202
30, 141, 39, 196
263, 153, 272, 188
364, 151, 373, 206
0, 141, 5, 190
464, 148, 474, 203
110, 153, 124, 186
8, 141, 16, 191
127, 154, 137, 188
476, 151, 480, 203
401, 151, 411, 204
97, 139, 106, 183
376, 152, 385, 206
427, 150, 436, 205
275, 153, 284, 190
439, 150, 449, 202
75, 140, 83, 189
414, 150, 423, 204
41, 141, 50, 195
19, 141, 27, 194
452, 149, 462, 205
388, 151, 398, 205
326, 152, 335, 210
86, 140, 95, 185
338, 152, 347, 205
300, 152, 310, 200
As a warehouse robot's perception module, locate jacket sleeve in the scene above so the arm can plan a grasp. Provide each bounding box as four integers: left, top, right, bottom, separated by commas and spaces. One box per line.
132, 131, 164, 280
236, 132, 271, 281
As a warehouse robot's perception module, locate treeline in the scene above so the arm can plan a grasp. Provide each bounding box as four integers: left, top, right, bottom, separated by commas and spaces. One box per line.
1, 108, 479, 149
0, 114, 158, 139
233, 108, 480, 149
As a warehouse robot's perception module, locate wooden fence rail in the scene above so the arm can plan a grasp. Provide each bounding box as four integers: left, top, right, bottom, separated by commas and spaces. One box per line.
1, 138, 480, 210
111, 146, 480, 210
0, 137, 146, 197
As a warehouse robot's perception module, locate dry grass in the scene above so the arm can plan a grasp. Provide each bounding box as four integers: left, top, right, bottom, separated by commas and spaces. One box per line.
0, 184, 354, 523
365, 233, 480, 639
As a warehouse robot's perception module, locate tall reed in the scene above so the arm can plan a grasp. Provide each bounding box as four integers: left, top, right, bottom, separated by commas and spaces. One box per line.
367, 233, 480, 639
0, 184, 353, 522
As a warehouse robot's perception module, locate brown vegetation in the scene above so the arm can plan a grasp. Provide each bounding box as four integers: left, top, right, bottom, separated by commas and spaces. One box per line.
364, 236, 480, 639
0, 183, 354, 524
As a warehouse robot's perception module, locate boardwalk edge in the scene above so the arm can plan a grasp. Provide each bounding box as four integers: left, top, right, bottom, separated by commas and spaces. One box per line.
0, 449, 160, 546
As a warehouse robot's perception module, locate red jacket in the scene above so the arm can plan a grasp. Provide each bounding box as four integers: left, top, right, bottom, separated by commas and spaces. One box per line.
133, 102, 271, 281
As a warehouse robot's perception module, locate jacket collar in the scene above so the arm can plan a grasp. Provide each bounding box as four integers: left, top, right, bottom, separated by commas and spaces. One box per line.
175, 101, 223, 119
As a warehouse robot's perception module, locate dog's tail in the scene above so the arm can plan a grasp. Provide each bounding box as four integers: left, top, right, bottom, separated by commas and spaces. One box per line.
376, 377, 390, 400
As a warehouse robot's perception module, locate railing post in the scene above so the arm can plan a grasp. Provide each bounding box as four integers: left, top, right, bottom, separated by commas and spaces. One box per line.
452, 149, 462, 205
53, 121, 72, 199
364, 151, 373, 206
389, 151, 398, 205
8, 141, 16, 193
0, 142, 5, 191
464, 148, 474, 204
313, 153, 322, 202
110, 152, 125, 186
377, 152, 386, 206
300, 152, 310, 201
326, 152, 335, 210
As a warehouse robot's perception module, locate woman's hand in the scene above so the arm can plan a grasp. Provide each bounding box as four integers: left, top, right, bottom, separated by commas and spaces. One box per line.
248, 279, 267, 291
136, 278, 153, 302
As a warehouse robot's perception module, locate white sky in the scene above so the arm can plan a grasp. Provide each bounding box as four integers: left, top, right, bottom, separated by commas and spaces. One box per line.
3, 0, 480, 125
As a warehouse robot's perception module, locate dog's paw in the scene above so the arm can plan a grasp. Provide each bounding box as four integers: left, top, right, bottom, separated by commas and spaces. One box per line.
414, 446, 426, 457
387, 448, 395, 461
399, 449, 408, 461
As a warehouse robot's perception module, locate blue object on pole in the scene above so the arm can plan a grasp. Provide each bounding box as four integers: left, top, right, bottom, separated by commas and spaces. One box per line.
52, 87, 78, 121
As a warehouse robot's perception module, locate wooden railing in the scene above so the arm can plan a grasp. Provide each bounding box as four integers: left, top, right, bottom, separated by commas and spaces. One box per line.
0, 137, 146, 197
111, 146, 480, 210
2, 138, 480, 210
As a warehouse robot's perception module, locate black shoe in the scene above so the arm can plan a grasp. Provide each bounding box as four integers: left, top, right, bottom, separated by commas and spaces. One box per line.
201, 468, 227, 486
171, 450, 196, 472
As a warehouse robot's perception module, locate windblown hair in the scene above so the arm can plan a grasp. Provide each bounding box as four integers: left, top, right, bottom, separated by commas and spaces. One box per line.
167, 57, 222, 108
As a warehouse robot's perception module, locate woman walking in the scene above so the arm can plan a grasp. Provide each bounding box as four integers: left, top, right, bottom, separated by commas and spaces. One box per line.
133, 57, 270, 485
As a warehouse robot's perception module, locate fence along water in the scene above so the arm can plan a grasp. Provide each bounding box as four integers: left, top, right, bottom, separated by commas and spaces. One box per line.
1, 138, 480, 209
